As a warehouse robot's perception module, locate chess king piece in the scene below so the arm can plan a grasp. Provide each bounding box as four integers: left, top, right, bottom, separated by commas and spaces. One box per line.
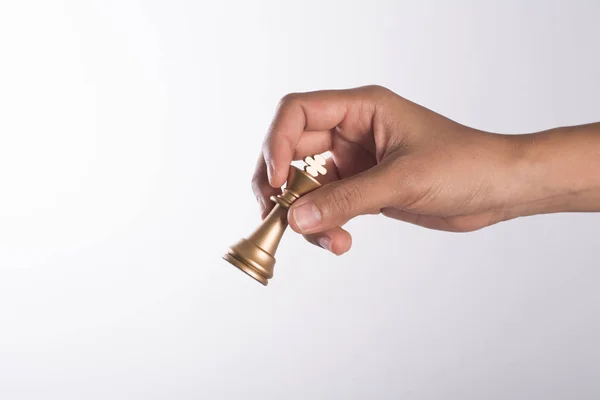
223, 155, 328, 286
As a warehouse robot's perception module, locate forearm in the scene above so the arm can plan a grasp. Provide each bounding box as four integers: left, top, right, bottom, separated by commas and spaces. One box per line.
507, 123, 600, 218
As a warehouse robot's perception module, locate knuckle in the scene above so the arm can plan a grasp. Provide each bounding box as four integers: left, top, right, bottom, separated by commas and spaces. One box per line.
367, 85, 398, 108
364, 84, 385, 92
277, 92, 300, 110
364, 84, 390, 97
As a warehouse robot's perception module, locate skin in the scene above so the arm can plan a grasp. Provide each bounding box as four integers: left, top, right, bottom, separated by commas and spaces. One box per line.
252, 85, 600, 255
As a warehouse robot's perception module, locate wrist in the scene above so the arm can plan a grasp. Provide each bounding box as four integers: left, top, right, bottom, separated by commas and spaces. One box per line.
503, 125, 600, 219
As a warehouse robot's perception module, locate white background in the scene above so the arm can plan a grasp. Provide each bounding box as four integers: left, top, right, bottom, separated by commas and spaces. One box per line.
0, 1, 599, 399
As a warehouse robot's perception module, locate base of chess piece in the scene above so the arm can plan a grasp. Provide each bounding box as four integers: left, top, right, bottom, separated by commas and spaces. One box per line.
223, 164, 323, 286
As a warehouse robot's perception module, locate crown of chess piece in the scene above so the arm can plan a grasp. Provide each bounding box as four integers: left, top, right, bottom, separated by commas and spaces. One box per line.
223, 155, 328, 286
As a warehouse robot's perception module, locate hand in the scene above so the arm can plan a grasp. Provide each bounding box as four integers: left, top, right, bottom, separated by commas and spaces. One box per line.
252, 85, 599, 254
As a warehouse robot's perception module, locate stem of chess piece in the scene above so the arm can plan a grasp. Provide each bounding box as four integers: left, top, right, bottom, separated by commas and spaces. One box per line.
223, 155, 328, 286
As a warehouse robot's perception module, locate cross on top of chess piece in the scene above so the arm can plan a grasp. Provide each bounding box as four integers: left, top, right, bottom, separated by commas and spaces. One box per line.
303, 154, 327, 177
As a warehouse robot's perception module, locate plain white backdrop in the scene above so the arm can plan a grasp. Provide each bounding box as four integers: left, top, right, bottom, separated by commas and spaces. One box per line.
0, 1, 599, 399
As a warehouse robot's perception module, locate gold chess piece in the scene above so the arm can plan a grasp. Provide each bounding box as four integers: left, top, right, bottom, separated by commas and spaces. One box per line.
223, 155, 327, 286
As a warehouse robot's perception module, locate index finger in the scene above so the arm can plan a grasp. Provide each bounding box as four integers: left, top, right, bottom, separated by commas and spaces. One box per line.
263, 87, 369, 188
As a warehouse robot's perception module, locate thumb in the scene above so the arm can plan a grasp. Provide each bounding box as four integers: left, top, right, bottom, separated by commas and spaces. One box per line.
288, 164, 393, 234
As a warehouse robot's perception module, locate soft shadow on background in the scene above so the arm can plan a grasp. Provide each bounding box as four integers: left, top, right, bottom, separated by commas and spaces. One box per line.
0, 1, 599, 399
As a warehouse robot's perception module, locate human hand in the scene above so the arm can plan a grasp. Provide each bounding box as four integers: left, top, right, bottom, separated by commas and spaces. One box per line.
252, 85, 600, 254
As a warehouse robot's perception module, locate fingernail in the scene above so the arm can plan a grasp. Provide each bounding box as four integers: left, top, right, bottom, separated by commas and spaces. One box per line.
266, 160, 275, 185
317, 236, 331, 251
292, 203, 322, 232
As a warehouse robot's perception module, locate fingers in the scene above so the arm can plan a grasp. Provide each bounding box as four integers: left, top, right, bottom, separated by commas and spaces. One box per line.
263, 87, 381, 188
330, 133, 377, 179
253, 151, 340, 221
253, 85, 387, 216
293, 130, 332, 160
288, 163, 394, 234
251, 155, 280, 219
303, 226, 352, 255
253, 131, 333, 214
